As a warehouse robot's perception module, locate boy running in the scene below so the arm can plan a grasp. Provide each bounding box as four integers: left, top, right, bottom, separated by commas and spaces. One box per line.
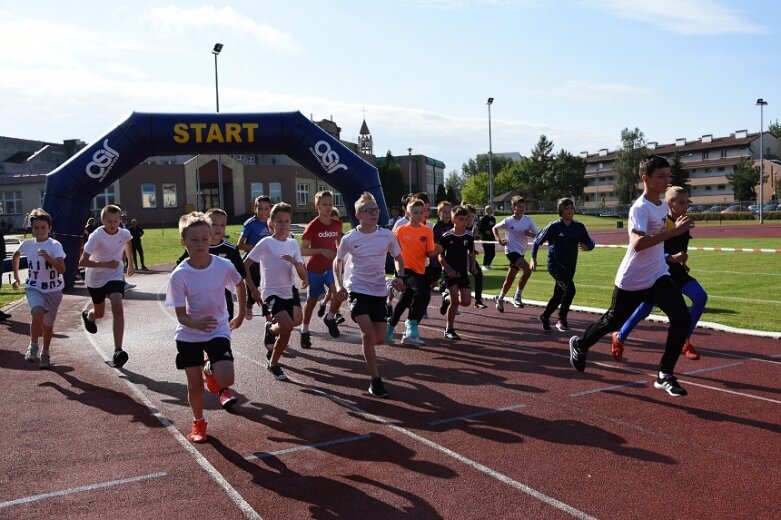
335, 192, 405, 397
492, 195, 538, 312
237, 196, 272, 320
568, 155, 693, 397
12, 208, 66, 368
244, 202, 307, 381
80, 204, 134, 368
439, 206, 477, 340
432, 201, 453, 315
300, 191, 345, 347
166, 212, 246, 443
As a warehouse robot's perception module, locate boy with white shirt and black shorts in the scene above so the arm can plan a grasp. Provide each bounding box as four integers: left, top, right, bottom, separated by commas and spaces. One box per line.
492, 196, 538, 312
568, 155, 693, 397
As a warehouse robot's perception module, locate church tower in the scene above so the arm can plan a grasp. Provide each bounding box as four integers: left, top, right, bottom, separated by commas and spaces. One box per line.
358, 118, 373, 155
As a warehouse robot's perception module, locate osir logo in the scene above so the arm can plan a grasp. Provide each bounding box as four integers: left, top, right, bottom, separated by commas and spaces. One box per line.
86, 139, 119, 181
309, 140, 348, 175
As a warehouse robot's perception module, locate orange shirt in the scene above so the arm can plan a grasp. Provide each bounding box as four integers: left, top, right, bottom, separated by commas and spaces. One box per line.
394, 224, 434, 275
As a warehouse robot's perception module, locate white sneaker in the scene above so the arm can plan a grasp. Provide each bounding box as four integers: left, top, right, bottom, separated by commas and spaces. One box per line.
481, 265, 489, 271
25, 344, 39, 362
401, 334, 425, 346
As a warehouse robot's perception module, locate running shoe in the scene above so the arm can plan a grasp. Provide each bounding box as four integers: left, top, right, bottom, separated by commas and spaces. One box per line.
187, 418, 208, 443
335, 312, 346, 325
401, 333, 425, 346
555, 319, 570, 332
439, 293, 450, 315
25, 344, 39, 362
369, 377, 389, 398
0, 311, 11, 321
39, 351, 51, 369
443, 329, 461, 340
474, 300, 487, 309
203, 361, 220, 393
496, 298, 504, 313
569, 336, 586, 372
610, 332, 624, 362
539, 314, 551, 332
218, 389, 238, 409
267, 363, 288, 381
682, 339, 700, 360
512, 295, 524, 308
264, 321, 276, 346
300, 331, 312, 349
654, 375, 687, 397
385, 322, 395, 344
317, 301, 327, 318
82, 310, 97, 334
324, 315, 340, 338
112, 350, 129, 368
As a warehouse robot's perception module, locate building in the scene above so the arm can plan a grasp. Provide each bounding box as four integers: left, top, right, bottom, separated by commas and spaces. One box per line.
581, 130, 780, 210
377, 153, 446, 202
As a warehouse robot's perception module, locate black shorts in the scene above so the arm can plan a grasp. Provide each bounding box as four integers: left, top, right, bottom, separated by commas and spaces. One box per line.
348, 293, 388, 323
175, 337, 233, 369
506, 252, 524, 266
262, 292, 300, 318
443, 270, 471, 289
87, 280, 126, 304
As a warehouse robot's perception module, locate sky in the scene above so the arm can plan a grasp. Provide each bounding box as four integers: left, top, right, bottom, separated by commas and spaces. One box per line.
0, 0, 778, 176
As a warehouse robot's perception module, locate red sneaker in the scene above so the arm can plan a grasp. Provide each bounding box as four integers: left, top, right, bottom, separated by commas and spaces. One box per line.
203, 361, 220, 394
218, 388, 237, 409
187, 418, 208, 443
611, 332, 624, 361
682, 339, 700, 360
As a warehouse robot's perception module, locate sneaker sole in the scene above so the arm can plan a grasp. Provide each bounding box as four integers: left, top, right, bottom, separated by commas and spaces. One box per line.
653, 382, 687, 396
112, 350, 129, 368
569, 336, 585, 372
220, 397, 238, 409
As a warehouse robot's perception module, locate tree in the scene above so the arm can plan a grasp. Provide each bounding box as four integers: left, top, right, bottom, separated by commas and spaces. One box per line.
435, 184, 447, 204
461, 154, 514, 179
377, 150, 406, 210
549, 150, 586, 200
528, 135, 554, 200
669, 152, 689, 191
460, 172, 489, 206
727, 158, 760, 201
769, 118, 781, 139
613, 127, 647, 204
445, 170, 461, 203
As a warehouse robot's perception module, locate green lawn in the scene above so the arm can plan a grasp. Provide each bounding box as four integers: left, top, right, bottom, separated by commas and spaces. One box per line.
3, 220, 779, 333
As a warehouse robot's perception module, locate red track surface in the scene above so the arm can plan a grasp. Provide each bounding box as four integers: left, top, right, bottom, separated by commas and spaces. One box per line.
1, 265, 779, 519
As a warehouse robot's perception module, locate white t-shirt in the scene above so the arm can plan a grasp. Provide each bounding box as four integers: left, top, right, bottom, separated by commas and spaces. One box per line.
18, 238, 65, 293
83, 226, 132, 288
614, 195, 670, 291
247, 236, 303, 300
165, 256, 242, 342
337, 226, 401, 297
494, 215, 538, 254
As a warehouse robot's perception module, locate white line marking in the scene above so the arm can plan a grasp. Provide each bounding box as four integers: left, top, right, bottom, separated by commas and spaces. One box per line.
246, 434, 372, 460
308, 388, 598, 520
570, 380, 647, 397
677, 381, 781, 404
0, 472, 166, 510
681, 361, 744, 376
426, 404, 526, 426
82, 304, 263, 520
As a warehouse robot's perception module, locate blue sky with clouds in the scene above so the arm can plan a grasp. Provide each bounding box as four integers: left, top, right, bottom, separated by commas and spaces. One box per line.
0, 1, 777, 175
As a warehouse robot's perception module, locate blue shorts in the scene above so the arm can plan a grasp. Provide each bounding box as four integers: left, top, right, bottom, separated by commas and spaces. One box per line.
307, 269, 335, 299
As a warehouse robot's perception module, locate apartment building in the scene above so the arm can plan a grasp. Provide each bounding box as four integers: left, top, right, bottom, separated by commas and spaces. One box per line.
581, 130, 780, 210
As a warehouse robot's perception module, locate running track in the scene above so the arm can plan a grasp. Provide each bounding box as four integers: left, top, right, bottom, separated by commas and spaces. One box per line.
1, 259, 779, 519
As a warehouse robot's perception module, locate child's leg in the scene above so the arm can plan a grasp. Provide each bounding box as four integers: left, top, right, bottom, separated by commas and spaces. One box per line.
270, 311, 293, 365
472, 268, 483, 301
184, 366, 206, 419
681, 279, 707, 339
302, 296, 318, 328
210, 360, 235, 389
108, 292, 125, 351
515, 258, 532, 291
42, 324, 54, 351
446, 285, 461, 329
29, 307, 45, 346
459, 287, 472, 307
327, 283, 345, 315
500, 267, 518, 295
355, 314, 380, 378
90, 301, 106, 321
617, 301, 654, 342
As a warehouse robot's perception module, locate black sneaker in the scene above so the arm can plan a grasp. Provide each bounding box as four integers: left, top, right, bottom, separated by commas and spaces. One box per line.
335, 312, 345, 325
439, 293, 450, 315
512, 295, 524, 308
654, 375, 687, 396
556, 319, 570, 332
82, 311, 97, 334
368, 377, 389, 398
300, 331, 312, 349
324, 316, 340, 338
112, 350, 129, 368
569, 336, 586, 372
317, 302, 326, 318
444, 329, 461, 340
474, 300, 487, 309
267, 363, 288, 381
0, 311, 11, 321
539, 314, 551, 331
264, 321, 276, 346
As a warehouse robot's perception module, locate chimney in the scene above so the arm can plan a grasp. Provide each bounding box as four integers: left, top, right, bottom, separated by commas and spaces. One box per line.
702, 134, 713, 143
675, 138, 686, 147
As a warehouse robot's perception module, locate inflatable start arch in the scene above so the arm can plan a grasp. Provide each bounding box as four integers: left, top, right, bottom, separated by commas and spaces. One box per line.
43, 111, 389, 287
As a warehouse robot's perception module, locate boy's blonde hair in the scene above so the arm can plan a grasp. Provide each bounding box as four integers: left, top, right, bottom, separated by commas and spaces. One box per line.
101, 204, 122, 220
315, 190, 333, 204
29, 208, 53, 227
407, 199, 424, 210
270, 202, 292, 220
665, 186, 688, 202
354, 192, 376, 212
205, 208, 228, 221
179, 211, 211, 238
436, 201, 452, 211
511, 195, 525, 207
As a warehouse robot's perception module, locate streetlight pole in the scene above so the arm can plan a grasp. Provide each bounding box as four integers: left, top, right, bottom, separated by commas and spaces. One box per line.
487, 97, 494, 208
756, 98, 768, 225
213, 42, 224, 210
407, 147, 413, 193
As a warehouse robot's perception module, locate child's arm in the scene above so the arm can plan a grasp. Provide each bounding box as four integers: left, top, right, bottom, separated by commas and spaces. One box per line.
492, 223, 507, 246
299, 239, 336, 260
38, 249, 66, 274
11, 250, 21, 290
230, 283, 247, 330
631, 214, 693, 251
124, 241, 134, 276
174, 307, 217, 332
79, 251, 119, 269
242, 257, 262, 304
334, 257, 347, 299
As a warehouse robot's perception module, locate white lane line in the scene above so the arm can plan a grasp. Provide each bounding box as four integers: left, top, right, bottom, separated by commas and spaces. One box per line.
307, 388, 598, 520
246, 434, 373, 460
681, 361, 744, 376
426, 404, 526, 426
0, 472, 166, 510
570, 380, 647, 397
677, 381, 781, 404
82, 304, 263, 520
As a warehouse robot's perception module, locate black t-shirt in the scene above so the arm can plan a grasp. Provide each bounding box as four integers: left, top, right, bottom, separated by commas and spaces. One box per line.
176, 239, 246, 278
439, 229, 474, 273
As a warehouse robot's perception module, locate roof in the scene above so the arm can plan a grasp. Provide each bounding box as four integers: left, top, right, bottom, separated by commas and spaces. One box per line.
359, 119, 370, 135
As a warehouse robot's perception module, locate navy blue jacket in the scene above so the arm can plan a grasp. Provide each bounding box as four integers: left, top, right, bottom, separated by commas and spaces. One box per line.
531, 219, 595, 276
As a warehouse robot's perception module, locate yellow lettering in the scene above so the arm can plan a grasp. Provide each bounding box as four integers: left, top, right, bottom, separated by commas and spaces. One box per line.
173, 123, 189, 144
190, 123, 207, 143
243, 123, 259, 142
206, 123, 224, 143
225, 123, 242, 143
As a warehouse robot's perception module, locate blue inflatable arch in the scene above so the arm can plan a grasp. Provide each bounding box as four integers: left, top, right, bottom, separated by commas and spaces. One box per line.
43, 111, 389, 287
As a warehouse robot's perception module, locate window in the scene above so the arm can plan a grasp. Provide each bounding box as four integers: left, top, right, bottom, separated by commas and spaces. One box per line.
0, 190, 22, 214
163, 183, 177, 208
718, 185, 726, 190
705, 168, 712, 173
705, 186, 712, 191
141, 184, 157, 208
269, 182, 282, 203
333, 191, 343, 207
721, 149, 727, 158
91, 183, 117, 211
702, 151, 709, 160
250, 182, 264, 202
717, 167, 725, 172
317, 184, 328, 194
297, 183, 310, 206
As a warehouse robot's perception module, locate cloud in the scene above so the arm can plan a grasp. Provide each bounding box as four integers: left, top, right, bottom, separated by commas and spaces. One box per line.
523, 80, 653, 102
140, 5, 301, 52
583, 0, 766, 35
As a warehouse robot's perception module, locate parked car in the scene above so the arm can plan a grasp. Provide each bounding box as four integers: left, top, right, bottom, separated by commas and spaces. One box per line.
721, 205, 748, 214
748, 203, 761, 213
704, 205, 726, 213
763, 203, 779, 212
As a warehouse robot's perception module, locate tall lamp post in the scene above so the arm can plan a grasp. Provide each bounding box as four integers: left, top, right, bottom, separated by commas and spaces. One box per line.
407, 147, 413, 193
487, 97, 494, 208
756, 98, 768, 225
213, 42, 224, 210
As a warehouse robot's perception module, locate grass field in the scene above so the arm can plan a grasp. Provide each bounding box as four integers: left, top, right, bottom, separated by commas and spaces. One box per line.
2, 215, 779, 333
